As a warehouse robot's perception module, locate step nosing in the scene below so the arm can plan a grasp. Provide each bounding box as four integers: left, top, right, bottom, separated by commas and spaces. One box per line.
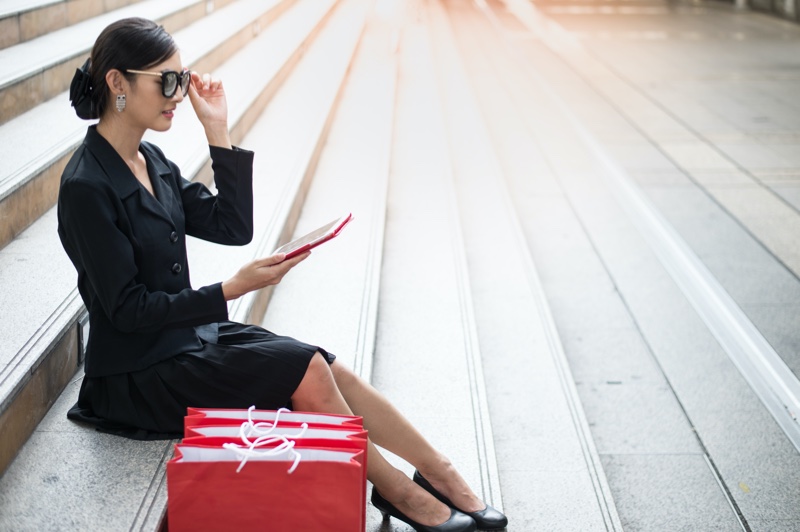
0, 291, 81, 385
0, 0, 62, 19
0, 0, 203, 86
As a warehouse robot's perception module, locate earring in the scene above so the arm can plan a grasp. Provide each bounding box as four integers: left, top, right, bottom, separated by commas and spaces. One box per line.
115, 94, 126, 112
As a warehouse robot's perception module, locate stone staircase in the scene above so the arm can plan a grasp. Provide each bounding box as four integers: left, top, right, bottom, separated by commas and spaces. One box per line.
0, 0, 622, 530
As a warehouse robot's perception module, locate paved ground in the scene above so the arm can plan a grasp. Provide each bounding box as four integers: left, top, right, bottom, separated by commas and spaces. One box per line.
358, 0, 800, 530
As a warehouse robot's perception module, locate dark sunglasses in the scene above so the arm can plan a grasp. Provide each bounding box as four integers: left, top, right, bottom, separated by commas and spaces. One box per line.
126, 68, 191, 98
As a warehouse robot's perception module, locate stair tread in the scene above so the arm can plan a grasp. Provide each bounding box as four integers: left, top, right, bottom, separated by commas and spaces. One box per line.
0, 0, 60, 18
429, 0, 622, 527
0, 0, 199, 90
0, 0, 291, 202
156, 0, 343, 297
353, 1, 504, 518
0, 209, 76, 371
262, 0, 394, 381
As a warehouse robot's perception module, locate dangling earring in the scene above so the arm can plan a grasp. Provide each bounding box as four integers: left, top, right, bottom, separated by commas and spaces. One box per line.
115, 94, 126, 112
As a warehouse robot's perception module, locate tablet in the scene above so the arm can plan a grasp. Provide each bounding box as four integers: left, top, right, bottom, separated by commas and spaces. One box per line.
273, 213, 353, 260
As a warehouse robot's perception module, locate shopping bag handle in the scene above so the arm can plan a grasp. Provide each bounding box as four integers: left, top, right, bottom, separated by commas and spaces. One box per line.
220, 407, 309, 474
222, 435, 302, 474
242, 406, 308, 439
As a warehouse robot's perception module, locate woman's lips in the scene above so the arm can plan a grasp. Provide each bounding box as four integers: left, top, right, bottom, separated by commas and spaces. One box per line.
162, 109, 175, 118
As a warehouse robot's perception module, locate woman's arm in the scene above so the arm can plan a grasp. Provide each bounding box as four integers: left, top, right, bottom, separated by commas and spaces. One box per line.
175, 71, 254, 245
59, 178, 229, 333
171, 145, 255, 245
189, 72, 231, 149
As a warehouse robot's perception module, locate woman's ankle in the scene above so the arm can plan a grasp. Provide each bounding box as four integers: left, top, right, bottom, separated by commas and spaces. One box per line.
417, 453, 453, 481
373, 472, 452, 526
416, 461, 486, 514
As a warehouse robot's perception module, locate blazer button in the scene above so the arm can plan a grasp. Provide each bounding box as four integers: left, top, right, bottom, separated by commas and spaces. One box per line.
170, 231, 178, 243
171, 263, 182, 274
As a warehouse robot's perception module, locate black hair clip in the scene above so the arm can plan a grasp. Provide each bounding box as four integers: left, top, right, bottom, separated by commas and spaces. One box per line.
69, 58, 96, 119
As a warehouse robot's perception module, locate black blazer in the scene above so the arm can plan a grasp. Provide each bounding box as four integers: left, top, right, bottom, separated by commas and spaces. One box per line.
57, 126, 254, 377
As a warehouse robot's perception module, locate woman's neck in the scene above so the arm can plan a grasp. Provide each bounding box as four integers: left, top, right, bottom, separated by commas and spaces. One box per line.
96, 117, 145, 163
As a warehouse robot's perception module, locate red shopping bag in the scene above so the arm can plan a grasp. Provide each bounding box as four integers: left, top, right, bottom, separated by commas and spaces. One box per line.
183, 407, 363, 437
167, 444, 365, 532
179, 435, 367, 454
177, 434, 368, 530
185, 423, 368, 443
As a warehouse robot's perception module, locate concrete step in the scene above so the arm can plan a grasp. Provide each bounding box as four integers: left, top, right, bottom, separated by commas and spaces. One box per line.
260, 3, 398, 528
262, 0, 398, 393
0, 0, 142, 49
0, 0, 293, 251
469, 0, 800, 528
361, 0, 505, 527
0, 0, 214, 125
0, 0, 342, 479
179, 0, 363, 323
432, 1, 622, 528
0, 0, 370, 528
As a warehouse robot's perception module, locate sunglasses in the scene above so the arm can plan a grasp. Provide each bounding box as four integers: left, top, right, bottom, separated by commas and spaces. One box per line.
126, 68, 191, 98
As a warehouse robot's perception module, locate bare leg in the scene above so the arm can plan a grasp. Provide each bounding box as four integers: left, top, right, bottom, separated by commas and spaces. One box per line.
329, 359, 485, 513
291, 353, 451, 526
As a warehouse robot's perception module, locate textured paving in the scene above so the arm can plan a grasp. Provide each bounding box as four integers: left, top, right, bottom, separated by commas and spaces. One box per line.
459, 0, 800, 529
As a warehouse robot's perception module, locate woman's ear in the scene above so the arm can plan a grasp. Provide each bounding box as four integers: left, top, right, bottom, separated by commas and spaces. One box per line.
105, 69, 127, 95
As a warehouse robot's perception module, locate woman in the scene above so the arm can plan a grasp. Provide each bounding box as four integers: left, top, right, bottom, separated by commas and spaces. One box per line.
58, 17, 507, 532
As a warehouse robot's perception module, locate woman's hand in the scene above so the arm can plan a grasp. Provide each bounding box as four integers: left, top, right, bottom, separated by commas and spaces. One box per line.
221, 252, 311, 301
188, 71, 231, 149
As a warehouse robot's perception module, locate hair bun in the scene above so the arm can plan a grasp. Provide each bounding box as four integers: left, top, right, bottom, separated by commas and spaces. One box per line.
69, 58, 97, 119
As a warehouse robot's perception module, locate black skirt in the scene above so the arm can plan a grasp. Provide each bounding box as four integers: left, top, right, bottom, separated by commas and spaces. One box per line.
68, 321, 335, 440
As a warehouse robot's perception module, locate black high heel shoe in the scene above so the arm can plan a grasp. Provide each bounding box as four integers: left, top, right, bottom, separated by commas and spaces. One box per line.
413, 470, 509, 530
371, 487, 477, 532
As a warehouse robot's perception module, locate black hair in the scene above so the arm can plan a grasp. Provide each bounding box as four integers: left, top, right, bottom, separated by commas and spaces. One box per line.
71, 18, 177, 119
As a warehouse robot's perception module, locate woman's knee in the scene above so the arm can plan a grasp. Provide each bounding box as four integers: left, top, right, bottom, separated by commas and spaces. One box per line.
330, 359, 359, 391
292, 352, 339, 409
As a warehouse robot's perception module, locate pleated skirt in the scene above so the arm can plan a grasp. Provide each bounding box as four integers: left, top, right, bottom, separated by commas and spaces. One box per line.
67, 321, 335, 440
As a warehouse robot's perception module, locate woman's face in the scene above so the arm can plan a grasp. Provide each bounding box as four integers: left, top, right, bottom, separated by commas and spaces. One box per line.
121, 52, 186, 133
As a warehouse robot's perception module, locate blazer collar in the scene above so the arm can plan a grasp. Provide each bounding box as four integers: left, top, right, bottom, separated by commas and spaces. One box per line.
83, 126, 176, 225
83, 126, 138, 199
142, 146, 178, 222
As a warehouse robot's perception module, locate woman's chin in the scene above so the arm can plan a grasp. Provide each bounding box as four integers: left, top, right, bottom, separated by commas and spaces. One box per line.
151, 119, 173, 132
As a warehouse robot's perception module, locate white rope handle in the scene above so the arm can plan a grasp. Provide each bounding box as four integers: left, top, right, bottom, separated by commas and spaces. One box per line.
219, 406, 311, 473
242, 406, 308, 440
245, 405, 284, 434
238, 423, 309, 448
222, 435, 301, 474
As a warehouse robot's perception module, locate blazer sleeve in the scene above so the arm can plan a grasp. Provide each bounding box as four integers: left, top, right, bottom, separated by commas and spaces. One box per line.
59, 178, 229, 333
176, 145, 255, 245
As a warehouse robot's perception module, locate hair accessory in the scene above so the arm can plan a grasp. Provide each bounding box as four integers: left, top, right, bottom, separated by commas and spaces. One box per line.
69, 58, 96, 120
115, 94, 126, 112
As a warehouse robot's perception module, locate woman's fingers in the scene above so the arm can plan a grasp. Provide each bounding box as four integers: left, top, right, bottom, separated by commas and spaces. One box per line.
224, 252, 311, 301
257, 251, 310, 268
187, 71, 229, 144
254, 253, 310, 282
251, 251, 310, 285
255, 253, 287, 267
189, 72, 223, 97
